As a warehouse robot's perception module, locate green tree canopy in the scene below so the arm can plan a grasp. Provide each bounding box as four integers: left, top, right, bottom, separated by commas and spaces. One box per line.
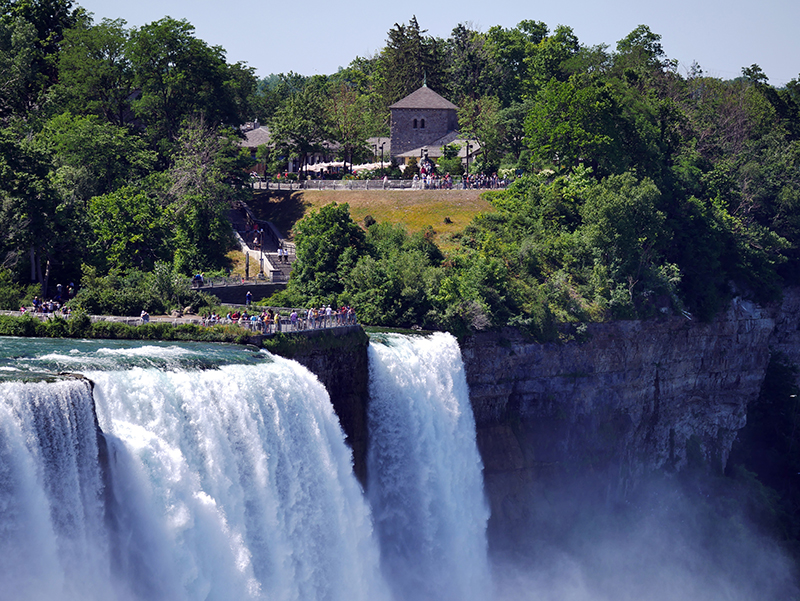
88, 185, 171, 271
287, 202, 367, 303
167, 118, 238, 273
268, 78, 331, 176
0, 128, 60, 290
127, 17, 255, 155
54, 18, 133, 126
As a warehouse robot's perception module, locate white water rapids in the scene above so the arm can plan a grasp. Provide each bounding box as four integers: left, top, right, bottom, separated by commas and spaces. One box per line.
0, 334, 490, 601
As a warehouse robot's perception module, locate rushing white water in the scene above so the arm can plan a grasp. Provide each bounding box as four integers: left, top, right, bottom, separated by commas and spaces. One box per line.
0, 339, 389, 601
367, 332, 492, 601
0, 334, 493, 601
0, 378, 111, 601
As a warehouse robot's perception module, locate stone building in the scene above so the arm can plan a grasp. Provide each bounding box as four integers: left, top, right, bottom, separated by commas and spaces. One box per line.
389, 85, 458, 157
389, 84, 479, 167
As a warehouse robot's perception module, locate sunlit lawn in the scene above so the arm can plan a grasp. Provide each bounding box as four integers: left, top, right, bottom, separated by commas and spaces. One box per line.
248, 188, 495, 252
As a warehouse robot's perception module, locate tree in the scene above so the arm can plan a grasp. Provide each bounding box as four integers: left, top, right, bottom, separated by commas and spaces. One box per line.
127, 17, 254, 154
437, 143, 463, 176
269, 79, 330, 176
344, 222, 443, 327
580, 172, 667, 284
36, 111, 155, 202
54, 18, 134, 126
167, 117, 238, 273
88, 186, 171, 271
498, 99, 533, 166
614, 24, 666, 75
485, 20, 548, 104
375, 16, 445, 107
525, 25, 580, 93
444, 23, 495, 102
327, 82, 373, 172
524, 76, 615, 173
288, 202, 367, 303
0, 15, 40, 122
0, 128, 59, 293
459, 95, 503, 171
0, 0, 83, 117
28, 113, 156, 281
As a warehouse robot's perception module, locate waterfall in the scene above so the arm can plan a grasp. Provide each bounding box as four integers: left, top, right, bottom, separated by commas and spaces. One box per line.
0, 378, 111, 601
1, 335, 493, 601
367, 332, 492, 601
0, 340, 389, 601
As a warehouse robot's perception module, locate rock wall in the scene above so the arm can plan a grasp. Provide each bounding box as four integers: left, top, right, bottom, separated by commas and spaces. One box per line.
768, 287, 800, 369
461, 296, 778, 536
281, 289, 800, 529
286, 327, 371, 485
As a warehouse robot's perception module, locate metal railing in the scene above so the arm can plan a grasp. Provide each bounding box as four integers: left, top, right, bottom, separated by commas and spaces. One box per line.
250, 178, 509, 191
198, 308, 358, 335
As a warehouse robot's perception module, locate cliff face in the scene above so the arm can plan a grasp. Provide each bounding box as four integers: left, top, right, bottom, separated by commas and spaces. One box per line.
768, 287, 800, 371
461, 296, 778, 533
279, 289, 800, 529
286, 327, 371, 485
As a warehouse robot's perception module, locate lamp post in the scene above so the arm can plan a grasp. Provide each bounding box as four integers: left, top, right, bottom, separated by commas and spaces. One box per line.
465, 142, 472, 188
259, 228, 264, 277
380, 142, 385, 173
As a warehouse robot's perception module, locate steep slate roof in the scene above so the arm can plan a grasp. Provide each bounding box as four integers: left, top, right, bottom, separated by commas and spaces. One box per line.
240, 126, 271, 147
389, 85, 458, 110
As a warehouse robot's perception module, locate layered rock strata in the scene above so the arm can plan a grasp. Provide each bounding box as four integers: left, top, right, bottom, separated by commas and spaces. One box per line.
461, 297, 776, 535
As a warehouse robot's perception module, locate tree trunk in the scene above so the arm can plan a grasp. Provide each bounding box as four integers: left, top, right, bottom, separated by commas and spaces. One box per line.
42, 253, 51, 300
34, 249, 44, 297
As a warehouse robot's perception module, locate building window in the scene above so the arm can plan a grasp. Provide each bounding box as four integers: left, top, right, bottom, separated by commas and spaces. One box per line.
413, 119, 418, 129
421, 118, 426, 129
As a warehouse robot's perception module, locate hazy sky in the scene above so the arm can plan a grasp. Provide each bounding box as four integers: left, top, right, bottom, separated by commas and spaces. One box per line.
76, 0, 799, 87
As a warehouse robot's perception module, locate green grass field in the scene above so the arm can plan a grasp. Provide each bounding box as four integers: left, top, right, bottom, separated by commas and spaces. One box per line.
249, 189, 495, 250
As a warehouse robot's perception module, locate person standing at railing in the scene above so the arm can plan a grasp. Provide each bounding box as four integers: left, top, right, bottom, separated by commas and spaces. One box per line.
290, 309, 298, 331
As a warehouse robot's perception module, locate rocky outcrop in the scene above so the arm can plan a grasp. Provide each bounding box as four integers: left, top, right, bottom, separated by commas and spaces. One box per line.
768, 287, 800, 369
285, 327, 371, 485
273, 290, 800, 523
461, 296, 777, 533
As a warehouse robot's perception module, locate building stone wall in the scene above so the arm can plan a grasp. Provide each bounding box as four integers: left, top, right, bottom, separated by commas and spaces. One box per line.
390, 107, 458, 157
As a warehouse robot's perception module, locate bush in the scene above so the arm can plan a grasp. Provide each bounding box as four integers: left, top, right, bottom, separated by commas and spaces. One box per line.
72, 263, 217, 316
0, 314, 43, 337
0, 269, 39, 310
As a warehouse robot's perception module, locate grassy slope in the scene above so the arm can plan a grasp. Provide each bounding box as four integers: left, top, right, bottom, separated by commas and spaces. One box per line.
248, 189, 494, 250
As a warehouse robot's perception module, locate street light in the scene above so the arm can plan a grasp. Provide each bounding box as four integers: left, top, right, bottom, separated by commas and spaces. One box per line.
465, 142, 472, 187
259, 228, 264, 277
380, 142, 385, 173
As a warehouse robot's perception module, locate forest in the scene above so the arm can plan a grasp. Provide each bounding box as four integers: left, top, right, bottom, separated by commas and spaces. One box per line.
1, 0, 799, 334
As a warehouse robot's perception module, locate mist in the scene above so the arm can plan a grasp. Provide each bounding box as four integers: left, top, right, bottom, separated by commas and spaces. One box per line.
488, 472, 799, 601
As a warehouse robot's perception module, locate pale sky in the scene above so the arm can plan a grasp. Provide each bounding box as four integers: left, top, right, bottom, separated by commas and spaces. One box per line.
76, 0, 799, 87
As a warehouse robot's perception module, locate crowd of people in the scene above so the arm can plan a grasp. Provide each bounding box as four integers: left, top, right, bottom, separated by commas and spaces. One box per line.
463, 172, 507, 189
412, 172, 455, 189
20, 288, 74, 316
410, 171, 508, 190
199, 304, 358, 334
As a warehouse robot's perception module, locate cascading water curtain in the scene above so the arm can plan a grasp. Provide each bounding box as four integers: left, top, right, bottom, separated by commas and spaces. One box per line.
89, 353, 390, 601
0, 379, 112, 601
1, 340, 392, 601
367, 332, 492, 601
